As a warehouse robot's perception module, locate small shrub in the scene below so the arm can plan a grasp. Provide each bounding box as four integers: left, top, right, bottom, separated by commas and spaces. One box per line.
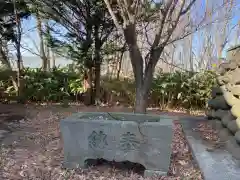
0, 67, 216, 110
102, 71, 216, 109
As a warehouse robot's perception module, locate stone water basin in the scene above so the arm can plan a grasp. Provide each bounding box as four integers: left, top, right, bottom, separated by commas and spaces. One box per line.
60, 112, 173, 177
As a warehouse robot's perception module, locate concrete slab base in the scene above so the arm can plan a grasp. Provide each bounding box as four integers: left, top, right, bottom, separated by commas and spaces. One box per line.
180, 118, 240, 180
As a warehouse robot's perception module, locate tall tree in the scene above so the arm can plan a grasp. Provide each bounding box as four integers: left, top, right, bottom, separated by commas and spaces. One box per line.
104, 0, 200, 113
30, 0, 115, 104
27, 2, 49, 71
45, 21, 51, 69
36, 12, 48, 71
12, 0, 23, 97
0, 0, 30, 97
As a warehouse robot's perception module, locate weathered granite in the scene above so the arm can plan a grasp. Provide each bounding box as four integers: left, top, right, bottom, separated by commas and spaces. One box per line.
60, 112, 174, 177
0, 129, 9, 139
226, 137, 240, 160
180, 118, 240, 180
209, 119, 223, 130
218, 128, 233, 142
227, 120, 239, 134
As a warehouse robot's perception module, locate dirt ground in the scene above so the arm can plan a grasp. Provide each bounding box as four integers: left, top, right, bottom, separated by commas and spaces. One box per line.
0, 104, 203, 180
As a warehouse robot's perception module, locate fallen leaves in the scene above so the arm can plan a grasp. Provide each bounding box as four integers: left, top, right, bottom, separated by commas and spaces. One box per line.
196, 121, 219, 142
0, 105, 203, 180
169, 121, 203, 180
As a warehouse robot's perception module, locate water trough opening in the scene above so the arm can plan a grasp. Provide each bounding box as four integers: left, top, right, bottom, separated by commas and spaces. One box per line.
85, 158, 146, 175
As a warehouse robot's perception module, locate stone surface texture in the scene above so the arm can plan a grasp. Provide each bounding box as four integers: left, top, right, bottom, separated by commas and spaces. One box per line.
180, 118, 240, 180
60, 112, 173, 177
206, 49, 240, 152
0, 129, 9, 139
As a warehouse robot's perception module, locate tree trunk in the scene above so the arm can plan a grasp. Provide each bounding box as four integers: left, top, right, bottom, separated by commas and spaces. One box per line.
47, 49, 50, 70
16, 43, 22, 98
45, 21, 51, 71
36, 13, 48, 71
134, 85, 148, 113
93, 24, 102, 105
84, 68, 94, 105
116, 52, 123, 80
51, 50, 56, 68
134, 63, 157, 113
123, 25, 148, 113
189, 35, 193, 71
94, 62, 101, 105
123, 24, 164, 113
16, 34, 22, 98
13, 6, 23, 101
93, 42, 101, 105
46, 43, 50, 71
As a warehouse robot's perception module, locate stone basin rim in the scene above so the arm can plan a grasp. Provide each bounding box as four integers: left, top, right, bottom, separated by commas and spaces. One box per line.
61, 112, 174, 124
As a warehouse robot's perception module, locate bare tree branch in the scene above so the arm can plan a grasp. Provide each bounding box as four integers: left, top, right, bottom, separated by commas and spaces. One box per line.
104, 0, 123, 32
180, 0, 197, 16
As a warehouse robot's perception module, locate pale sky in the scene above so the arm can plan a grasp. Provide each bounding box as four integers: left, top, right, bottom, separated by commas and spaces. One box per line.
14, 1, 240, 68
9, 16, 72, 68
